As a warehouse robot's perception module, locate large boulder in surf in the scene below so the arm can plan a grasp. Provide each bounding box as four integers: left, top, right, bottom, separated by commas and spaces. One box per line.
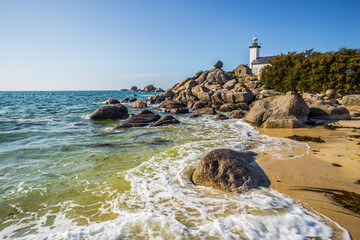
342, 95, 360, 110
151, 115, 180, 126
105, 97, 120, 104
132, 100, 147, 108
245, 92, 310, 128
306, 99, 350, 120
215, 114, 229, 120
90, 104, 129, 120
192, 149, 265, 193
113, 110, 160, 129
121, 97, 137, 103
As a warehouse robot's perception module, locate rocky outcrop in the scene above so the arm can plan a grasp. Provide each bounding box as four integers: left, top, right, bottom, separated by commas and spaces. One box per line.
306, 99, 351, 120
113, 110, 160, 129
132, 101, 147, 108
105, 98, 120, 104
90, 104, 129, 120
144, 85, 155, 92
130, 85, 164, 93
144, 61, 261, 107
245, 92, 310, 128
192, 149, 266, 193
150, 63, 258, 106
151, 115, 180, 126
342, 95, 360, 110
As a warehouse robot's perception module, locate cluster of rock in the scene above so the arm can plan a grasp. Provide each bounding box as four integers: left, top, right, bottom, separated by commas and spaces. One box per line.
341, 95, 360, 117
147, 61, 258, 118
89, 98, 180, 129
120, 85, 165, 93
113, 110, 179, 129
144, 60, 355, 128
104, 97, 148, 109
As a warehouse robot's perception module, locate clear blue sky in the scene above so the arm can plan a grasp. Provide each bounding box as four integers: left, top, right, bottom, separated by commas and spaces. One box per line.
0, 0, 359, 91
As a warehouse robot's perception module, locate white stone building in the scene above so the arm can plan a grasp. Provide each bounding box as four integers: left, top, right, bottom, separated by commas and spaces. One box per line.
249, 37, 276, 75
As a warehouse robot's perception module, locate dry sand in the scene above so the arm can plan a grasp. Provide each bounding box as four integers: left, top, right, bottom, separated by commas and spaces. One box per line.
256, 120, 360, 239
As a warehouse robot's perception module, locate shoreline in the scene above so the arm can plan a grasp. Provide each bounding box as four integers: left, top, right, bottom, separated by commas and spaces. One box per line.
256, 120, 360, 239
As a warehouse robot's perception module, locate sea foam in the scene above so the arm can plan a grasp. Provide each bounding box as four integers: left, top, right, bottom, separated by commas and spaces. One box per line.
1, 117, 349, 240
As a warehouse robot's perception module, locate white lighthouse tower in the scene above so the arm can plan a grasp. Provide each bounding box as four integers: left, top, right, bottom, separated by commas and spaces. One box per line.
249, 36, 261, 70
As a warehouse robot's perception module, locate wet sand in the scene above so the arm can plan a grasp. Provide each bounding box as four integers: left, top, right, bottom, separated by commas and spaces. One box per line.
257, 120, 360, 239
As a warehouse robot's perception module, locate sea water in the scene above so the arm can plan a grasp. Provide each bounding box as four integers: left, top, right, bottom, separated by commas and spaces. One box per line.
0, 91, 349, 239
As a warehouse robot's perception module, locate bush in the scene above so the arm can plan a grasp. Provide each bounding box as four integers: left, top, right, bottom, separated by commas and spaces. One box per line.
212, 81, 225, 85
261, 48, 360, 94
195, 70, 203, 78
227, 70, 238, 79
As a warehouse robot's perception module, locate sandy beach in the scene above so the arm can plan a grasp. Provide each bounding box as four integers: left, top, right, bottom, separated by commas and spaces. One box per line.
257, 120, 360, 239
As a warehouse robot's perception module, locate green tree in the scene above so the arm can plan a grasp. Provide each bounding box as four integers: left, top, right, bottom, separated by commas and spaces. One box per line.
261, 48, 360, 94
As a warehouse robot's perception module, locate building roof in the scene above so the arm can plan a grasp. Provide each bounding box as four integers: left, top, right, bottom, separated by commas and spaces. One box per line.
252, 55, 276, 65
236, 64, 251, 70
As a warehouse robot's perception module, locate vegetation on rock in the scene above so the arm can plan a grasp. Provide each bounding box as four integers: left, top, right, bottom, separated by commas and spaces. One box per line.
287, 135, 325, 142
261, 48, 360, 94
300, 187, 360, 215
195, 70, 203, 78
211, 81, 225, 85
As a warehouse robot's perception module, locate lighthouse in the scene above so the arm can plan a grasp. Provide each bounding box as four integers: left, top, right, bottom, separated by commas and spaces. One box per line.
234, 36, 276, 78
249, 36, 260, 70
248, 36, 276, 76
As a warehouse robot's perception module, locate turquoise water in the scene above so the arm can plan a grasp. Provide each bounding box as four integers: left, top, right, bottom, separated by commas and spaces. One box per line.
0, 91, 348, 239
